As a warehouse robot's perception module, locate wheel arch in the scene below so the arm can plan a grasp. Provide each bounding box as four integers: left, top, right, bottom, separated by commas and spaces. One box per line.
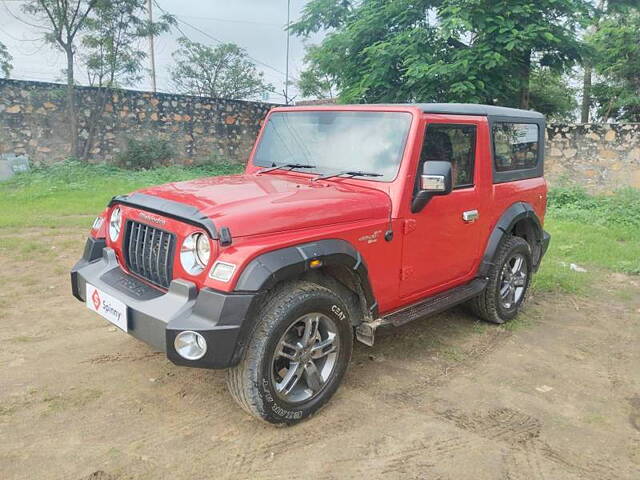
478, 202, 544, 277
234, 239, 379, 320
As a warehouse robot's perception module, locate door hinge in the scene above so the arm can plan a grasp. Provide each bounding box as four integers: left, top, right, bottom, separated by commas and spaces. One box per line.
404, 219, 417, 234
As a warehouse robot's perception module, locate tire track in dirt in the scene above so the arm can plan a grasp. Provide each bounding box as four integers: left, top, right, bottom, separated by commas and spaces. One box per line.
436, 407, 625, 480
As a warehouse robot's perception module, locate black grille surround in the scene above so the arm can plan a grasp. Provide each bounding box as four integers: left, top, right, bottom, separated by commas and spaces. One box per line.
123, 220, 176, 289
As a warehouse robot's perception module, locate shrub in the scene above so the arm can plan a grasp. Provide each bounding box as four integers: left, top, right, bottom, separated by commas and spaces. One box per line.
115, 138, 175, 170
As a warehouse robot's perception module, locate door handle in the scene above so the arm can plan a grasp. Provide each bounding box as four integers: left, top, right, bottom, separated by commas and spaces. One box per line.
462, 210, 479, 223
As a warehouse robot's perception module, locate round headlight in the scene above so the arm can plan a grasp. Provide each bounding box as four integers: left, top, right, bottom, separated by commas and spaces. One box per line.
196, 234, 211, 266
109, 207, 122, 242
180, 233, 210, 275
174, 331, 207, 360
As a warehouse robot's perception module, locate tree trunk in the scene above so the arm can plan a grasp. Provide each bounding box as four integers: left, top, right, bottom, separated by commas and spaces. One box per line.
581, 0, 606, 123
519, 50, 532, 109
581, 64, 592, 123
81, 87, 109, 160
65, 46, 79, 159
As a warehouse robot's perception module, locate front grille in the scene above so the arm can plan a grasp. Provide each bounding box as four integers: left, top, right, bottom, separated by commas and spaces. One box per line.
123, 220, 176, 288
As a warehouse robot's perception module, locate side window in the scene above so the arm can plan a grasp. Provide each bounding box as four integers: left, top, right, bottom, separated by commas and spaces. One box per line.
493, 123, 539, 172
420, 124, 476, 189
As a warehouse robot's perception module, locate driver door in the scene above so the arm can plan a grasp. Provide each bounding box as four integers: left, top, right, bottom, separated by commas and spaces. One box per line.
400, 121, 484, 298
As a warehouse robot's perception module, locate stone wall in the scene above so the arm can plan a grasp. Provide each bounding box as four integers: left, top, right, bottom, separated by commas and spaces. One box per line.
0, 79, 275, 165
546, 123, 640, 192
1, 79, 639, 192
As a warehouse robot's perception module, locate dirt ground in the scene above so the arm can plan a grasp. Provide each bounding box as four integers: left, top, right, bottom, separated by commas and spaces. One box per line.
1, 226, 639, 480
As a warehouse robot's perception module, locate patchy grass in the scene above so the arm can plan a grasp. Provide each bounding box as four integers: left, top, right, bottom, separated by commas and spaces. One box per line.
0, 160, 243, 229
535, 188, 640, 294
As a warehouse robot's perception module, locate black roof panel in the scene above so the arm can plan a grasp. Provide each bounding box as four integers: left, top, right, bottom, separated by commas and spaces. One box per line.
411, 103, 544, 119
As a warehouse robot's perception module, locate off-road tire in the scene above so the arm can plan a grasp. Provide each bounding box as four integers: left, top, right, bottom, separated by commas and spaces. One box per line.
226, 281, 353, 425
470, 236, 532, 324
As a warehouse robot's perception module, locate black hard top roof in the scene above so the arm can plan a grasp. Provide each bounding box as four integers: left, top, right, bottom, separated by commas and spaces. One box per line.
411, 103, 544, 119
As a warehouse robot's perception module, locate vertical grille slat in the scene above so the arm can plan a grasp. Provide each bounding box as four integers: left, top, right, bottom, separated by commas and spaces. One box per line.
162, 233, 171, 287
155, 231, 163, 285
124, 220, 175, 289
148, 228, 157, 282
127, 223, 135, 270
135, 223, 143, 273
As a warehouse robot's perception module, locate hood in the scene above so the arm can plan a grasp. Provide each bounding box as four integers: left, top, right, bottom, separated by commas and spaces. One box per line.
137, 173, 391, 238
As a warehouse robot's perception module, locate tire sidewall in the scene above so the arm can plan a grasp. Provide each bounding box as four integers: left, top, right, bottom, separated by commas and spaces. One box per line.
494, 240, 532, 321
255, 290, 353, 424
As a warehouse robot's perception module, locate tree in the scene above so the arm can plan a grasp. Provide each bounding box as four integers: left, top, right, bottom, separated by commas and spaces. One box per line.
171, 38, 273, 100
528, 69, 578, 121
0, 41, 12, 78
291, 0, 589, 108
578, 0, 636, 122
79, 0, 174, 158
590, 9, 640, 121
23, 0, 99, 158
298, 46, 337, 99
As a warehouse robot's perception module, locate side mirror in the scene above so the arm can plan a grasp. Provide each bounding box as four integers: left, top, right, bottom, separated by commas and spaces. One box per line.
411, 161, 452, 213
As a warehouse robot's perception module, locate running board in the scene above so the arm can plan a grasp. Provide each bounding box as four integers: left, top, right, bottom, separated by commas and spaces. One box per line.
355, 278, 487, 346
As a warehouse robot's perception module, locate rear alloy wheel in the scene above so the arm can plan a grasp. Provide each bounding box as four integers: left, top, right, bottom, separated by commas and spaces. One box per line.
498, 253, 528, 310
226, 281, 353, 424
470, 236, 532, 324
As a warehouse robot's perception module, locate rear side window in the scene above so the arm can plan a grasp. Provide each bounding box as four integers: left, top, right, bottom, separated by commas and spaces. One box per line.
420, 124, 476, 189
493, 123, 539, 172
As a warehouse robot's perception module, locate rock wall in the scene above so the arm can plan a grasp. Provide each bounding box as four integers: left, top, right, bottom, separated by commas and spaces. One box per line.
546, 123, 640, 192
0, 79, 275, 165
1, 79, 639, 192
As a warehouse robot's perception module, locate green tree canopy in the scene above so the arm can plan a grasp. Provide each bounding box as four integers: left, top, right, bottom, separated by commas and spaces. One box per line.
292, 0, 590, 108
171, 38, 273, 100
78, 0, 175, 159
81, 0, 174, 89
589, 8, 640, 121
528, 69, 578, 121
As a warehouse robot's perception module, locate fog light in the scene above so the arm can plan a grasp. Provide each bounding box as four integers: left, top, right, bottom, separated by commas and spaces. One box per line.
174, 331, 207, 360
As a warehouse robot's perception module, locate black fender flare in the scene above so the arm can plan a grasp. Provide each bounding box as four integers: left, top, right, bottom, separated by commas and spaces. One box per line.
235, 239, 378, 317
478, 202, 544, 276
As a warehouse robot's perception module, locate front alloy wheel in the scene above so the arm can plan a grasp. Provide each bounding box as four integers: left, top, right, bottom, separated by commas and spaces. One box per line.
226, 281, 353, 425
272, 313, 339, 404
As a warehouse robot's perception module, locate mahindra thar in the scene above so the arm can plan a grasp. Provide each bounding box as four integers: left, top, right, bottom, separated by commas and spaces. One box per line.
71, 104, 550, 424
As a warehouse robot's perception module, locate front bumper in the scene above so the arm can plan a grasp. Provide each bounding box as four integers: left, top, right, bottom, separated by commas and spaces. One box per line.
71, 238, 256, 369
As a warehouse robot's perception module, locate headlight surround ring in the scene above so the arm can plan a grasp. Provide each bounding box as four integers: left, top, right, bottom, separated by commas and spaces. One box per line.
109, 207, 122, 242
180, 232, 211, 275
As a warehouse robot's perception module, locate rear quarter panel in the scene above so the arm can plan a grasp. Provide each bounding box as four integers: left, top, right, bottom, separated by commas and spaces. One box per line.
491, 177, 548, 227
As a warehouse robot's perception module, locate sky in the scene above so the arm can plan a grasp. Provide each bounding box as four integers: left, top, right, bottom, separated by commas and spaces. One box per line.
0, 0, 324, 103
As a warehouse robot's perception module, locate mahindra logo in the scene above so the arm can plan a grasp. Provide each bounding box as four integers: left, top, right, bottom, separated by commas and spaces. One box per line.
139, 212, 166, 225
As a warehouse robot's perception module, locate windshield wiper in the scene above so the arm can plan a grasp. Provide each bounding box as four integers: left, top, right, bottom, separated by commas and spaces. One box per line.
257, 163, 316, 174
312, 170, 383, 182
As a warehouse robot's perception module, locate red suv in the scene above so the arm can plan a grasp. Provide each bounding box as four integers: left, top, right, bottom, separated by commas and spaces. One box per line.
71, 104, 550, 424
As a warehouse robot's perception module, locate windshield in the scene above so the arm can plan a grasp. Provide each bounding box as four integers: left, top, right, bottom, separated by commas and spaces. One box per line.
252, 111, 413, 181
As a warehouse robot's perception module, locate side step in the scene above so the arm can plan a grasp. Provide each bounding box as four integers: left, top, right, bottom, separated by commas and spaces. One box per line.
355, 278, 487, 346
385, 278, 487, 327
